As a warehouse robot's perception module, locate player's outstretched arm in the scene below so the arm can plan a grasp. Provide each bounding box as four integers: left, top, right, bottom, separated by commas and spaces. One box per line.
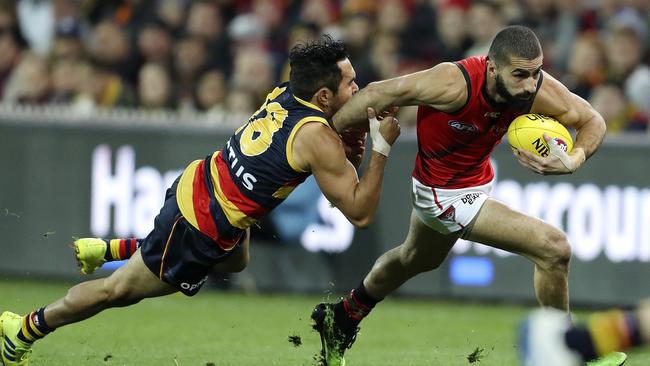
331, 62, 467, 132
293, 109, 400, 228
523, 72, 606, 175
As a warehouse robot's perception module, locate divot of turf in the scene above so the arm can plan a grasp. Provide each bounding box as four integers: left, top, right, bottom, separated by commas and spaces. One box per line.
288, 334, 303, 347
467, 347, 485, 363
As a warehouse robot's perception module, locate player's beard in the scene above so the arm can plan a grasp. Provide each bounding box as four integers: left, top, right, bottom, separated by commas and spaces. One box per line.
495, 74, 534, 109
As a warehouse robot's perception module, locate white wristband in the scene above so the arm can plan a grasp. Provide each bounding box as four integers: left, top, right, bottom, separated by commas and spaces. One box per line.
369, 116, 391, 157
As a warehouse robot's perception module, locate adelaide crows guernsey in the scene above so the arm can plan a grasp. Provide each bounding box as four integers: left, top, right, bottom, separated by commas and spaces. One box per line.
176, 83, 330, 250
414, 56, 542, 189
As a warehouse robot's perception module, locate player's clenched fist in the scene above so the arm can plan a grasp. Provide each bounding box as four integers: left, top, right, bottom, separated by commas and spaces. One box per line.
367, 107, 400, 156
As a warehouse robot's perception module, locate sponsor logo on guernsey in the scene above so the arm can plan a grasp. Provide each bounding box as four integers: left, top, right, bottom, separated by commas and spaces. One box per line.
180, 275, 209, 292
448, 120, 478, 133
461, 193, 481, 205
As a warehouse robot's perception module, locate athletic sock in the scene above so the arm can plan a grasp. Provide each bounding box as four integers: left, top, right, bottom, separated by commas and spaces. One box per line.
334, 283, 383, 330
104, 238, 141, 261
16, 308, 53, 344
590, 310, 640, 356
566, 309, 642, 361
565, 326, 598, 361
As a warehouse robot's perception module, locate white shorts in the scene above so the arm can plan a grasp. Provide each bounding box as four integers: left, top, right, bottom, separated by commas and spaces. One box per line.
411, 177, 492, 235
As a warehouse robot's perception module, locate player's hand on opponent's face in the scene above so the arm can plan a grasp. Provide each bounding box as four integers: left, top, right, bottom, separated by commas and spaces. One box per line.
515, 133, 582, 175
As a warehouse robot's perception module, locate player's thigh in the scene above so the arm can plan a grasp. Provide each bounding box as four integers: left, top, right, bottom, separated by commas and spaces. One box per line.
106, 250, 177, 299
212, 229, 250, 273
401, 210, 458, 268
464, 198, 566, 262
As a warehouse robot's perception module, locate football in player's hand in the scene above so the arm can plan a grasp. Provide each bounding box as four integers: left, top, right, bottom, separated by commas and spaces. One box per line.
507, 114, 573, 157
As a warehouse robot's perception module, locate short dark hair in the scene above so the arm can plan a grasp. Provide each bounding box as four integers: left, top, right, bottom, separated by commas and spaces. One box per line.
488, 26, 542, 66
289, 34, 349, 101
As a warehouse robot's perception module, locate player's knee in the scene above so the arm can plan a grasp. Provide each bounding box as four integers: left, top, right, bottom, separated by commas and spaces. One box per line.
213, 252, 249, 273
539, 229, 571, 270
226, 254, 249, 273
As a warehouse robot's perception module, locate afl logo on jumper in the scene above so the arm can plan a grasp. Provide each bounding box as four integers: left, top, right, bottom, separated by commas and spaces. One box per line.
448, 120, 478, 133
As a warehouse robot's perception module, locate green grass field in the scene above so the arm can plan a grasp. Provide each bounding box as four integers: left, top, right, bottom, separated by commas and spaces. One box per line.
0, 279, 648, 366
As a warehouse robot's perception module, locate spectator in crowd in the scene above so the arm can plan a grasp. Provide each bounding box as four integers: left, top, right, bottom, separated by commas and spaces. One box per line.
186, 0, 231, 74
589, 83, 648, 134
231, 47, 274, 106
77, 61, 136, 109
195, 68, 228, 123
155, 0, 187, 37
16, 0, 82, 56
3, 51, 50, 105
369, 31, 399, 80
605, 24, 650, 115
341, 13, 377, 88
0, 0, 26, 98
375, 0, 409, 35
278, 22, 319, 82
398, 0, 436, 62
248, 0, 287, 66
465, 1, 505, 57
137, 62, 174, 111
137, 18, 173, 65
227, 13, 267, 57
519, 0, 581, 74
50, 57, 79, 104
224, 87, 255, 123
299, 0, 338, 29
434, 1, 470, 62
16, 0, 53, 55
50, 19, 84, 62
563, 31, 606, 99
1, 0, 649, 134
172, 35, 208, 111
88, 20, 138, 84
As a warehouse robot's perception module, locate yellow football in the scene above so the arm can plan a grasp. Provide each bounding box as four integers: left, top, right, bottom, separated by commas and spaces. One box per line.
507, 114, 573, 157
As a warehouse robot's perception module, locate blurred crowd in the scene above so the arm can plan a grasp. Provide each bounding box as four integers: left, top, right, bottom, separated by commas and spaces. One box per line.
0, 0, 648, 133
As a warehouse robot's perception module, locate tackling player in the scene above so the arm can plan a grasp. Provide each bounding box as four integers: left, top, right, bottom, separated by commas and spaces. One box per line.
310, 26, 623, 366
0, 35, 401, 365
521, 305, 642, 366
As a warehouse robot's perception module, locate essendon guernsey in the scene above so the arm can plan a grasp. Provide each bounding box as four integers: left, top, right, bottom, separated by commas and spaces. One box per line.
414, 56, 542, 189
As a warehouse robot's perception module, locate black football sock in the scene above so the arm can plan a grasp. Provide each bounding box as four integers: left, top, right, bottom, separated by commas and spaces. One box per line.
334, 282, 383, 330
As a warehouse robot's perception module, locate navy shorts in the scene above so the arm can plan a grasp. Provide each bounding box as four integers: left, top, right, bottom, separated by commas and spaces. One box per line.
141, 177, 237, 296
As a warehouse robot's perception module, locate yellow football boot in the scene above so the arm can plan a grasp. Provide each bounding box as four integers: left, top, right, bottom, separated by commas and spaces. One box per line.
586, 352, 627, 366
73, 238, 107, 274
0, 312, 32, 366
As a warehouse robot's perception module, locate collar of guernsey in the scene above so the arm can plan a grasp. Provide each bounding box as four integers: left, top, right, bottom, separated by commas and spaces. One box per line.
174, 85, 331, 246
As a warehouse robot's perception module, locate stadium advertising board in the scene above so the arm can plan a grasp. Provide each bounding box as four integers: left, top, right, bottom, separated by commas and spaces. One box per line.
0, 120, 648, 305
